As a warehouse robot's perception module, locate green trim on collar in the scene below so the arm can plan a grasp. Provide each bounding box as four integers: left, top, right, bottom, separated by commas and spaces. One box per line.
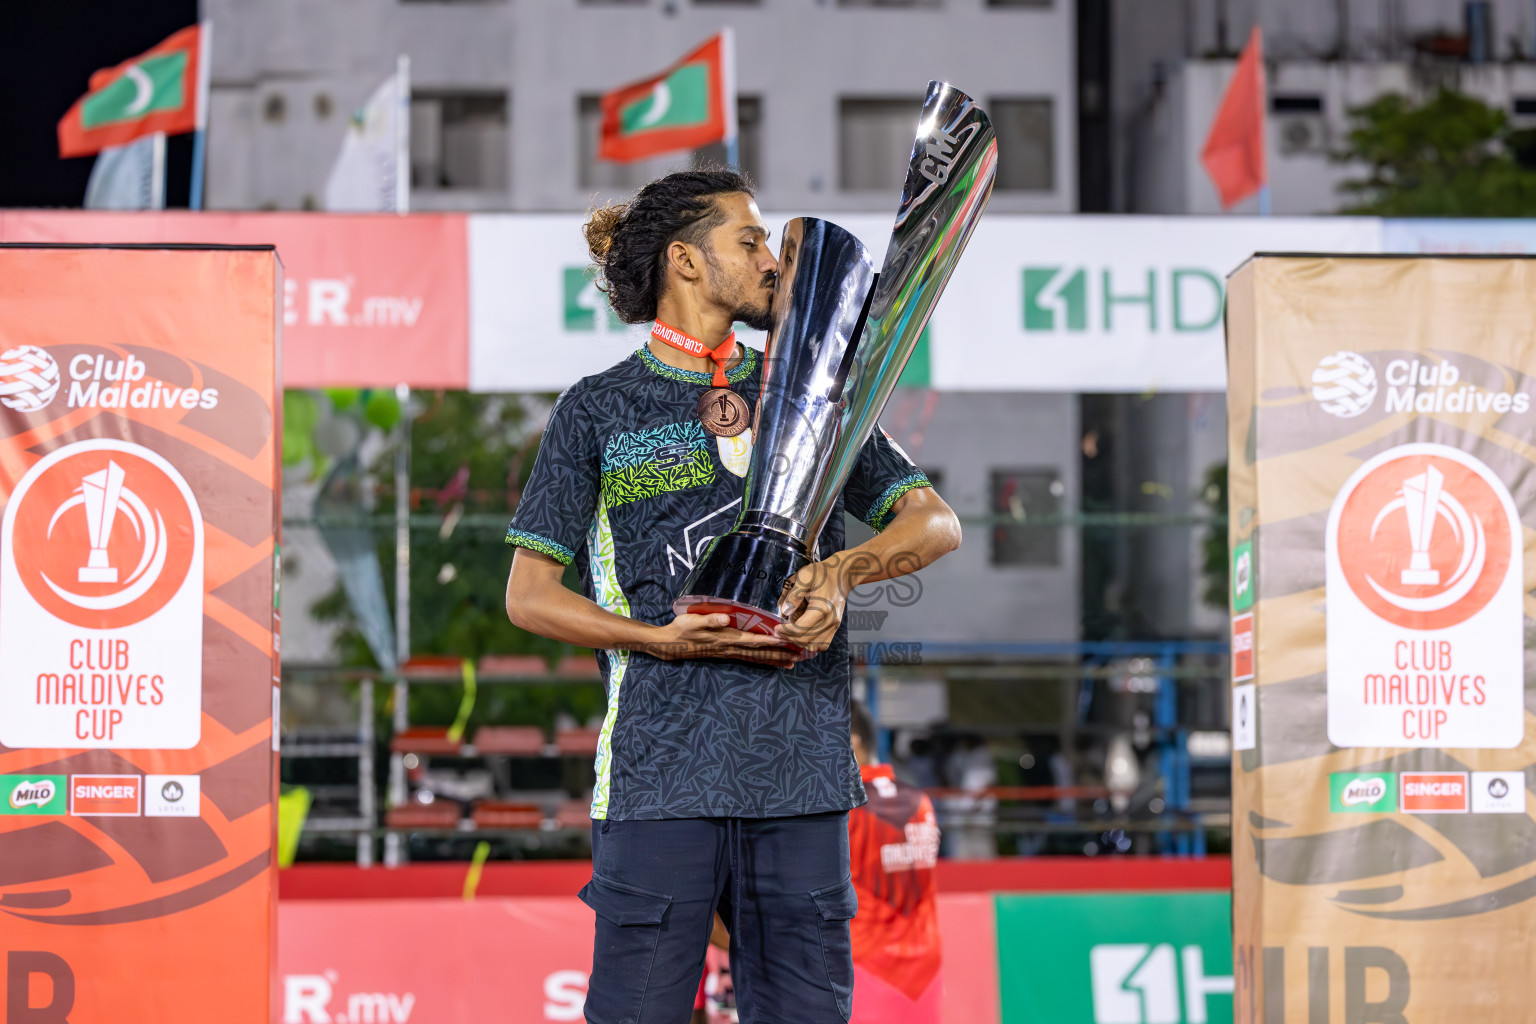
638, 344, 759, 385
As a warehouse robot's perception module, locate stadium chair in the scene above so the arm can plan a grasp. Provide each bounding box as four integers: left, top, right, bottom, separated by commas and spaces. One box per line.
555, 728, 602, 757
389, 725, 462, 755
470, 801, 545, 830
472, 725, 548, 756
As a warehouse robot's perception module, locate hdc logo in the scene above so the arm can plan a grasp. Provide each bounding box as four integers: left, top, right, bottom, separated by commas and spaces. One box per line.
563, 268, 626, 332
1022, 267, 1225, 334
1090, 943, 1233, 1024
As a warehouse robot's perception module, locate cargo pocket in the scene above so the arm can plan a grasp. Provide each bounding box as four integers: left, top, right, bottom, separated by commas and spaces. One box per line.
811, 878, 858, 1022
579, 873, 673, 1021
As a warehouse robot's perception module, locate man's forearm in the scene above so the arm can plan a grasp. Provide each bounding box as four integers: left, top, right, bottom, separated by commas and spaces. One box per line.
835, 493, 961, 590
507, 565, 658, 652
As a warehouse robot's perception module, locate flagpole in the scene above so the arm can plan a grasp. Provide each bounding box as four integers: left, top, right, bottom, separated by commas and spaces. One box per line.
721, 27, 739, 171
395, 54, 411, 215
189, 20, 213, 210
151, 133, 167, 210
1258, 184, 1272, 216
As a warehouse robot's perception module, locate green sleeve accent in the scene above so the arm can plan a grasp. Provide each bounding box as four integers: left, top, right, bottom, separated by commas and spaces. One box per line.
504, 527, 575, 565
864, 473, 932, 533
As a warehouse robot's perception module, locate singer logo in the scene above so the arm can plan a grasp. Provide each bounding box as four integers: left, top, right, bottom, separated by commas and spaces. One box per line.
7, 444, 196, 631
1333, 451, 1511, 631
1400, 772, 1468, 813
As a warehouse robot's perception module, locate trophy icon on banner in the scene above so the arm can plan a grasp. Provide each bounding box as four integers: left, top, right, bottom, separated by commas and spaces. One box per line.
672, 81, 997, 632
1399, 466, 1445, 586
79, 461, 127, 583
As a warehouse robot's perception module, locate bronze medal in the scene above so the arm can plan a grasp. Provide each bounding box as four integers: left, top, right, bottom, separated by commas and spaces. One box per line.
697, 388, 750, 437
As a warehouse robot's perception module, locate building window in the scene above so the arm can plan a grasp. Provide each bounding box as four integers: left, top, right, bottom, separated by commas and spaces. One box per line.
986, 0, 1051, 6
989, 97, 1054, 191
838, 0, 942, 6
577, 95, 761, 191
989, 469, 1063, 567
411, 91, 509, 190
838, 97, 925, 191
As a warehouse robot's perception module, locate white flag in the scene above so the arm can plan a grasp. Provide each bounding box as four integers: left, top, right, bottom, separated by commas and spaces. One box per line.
324, 58, 410, 213
84, 133, 166, 210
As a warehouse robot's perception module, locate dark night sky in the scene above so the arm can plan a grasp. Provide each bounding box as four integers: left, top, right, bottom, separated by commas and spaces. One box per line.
0, 1, 199, 208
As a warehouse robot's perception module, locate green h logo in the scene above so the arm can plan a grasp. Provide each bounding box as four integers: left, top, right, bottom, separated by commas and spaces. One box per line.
563, 268, 625, 332
1024, 267, 1088, 332
1023, 267, 1226, 334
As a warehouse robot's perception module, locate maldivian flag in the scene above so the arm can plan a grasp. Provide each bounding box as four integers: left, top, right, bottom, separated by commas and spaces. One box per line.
599, 30, 736, 163
58, 25, 204, 159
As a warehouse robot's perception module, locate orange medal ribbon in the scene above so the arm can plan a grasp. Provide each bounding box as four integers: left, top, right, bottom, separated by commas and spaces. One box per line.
651, 319, 736, 388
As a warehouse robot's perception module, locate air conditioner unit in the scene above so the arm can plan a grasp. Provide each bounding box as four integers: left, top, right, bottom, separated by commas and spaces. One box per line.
1277, 115, 1329, 156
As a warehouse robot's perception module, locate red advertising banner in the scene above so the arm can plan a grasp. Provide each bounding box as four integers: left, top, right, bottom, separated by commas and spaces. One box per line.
0, 212, 467, 390
277, 894, 1002, 1024
0, 244, 281, 1022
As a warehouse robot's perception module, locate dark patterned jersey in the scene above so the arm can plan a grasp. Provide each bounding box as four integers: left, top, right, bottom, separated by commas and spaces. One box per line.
505, 344, 930, 820
848, 764, 943, 1018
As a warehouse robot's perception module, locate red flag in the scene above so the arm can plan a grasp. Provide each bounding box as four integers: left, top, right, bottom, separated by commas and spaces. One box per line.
599, 31, 736, 163
58, 25, 204, 158
1201, 26, 1267, 209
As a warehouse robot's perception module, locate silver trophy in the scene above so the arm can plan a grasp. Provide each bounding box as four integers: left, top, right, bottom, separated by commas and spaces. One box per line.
672, 81, 997, 633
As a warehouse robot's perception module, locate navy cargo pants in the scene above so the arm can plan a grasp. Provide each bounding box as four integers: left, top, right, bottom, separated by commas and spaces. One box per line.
579, 811, 856, 1024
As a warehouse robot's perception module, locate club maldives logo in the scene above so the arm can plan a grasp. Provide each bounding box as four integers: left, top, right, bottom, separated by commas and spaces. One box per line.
1311, 351, 1378, 418
1312, 351, 1532, 419
1, 438, 205, 750
0, 345, 63, 412
0, 348, 220, 413
8, 444, 196, 631
1332, 450, 1511, 631
1325, 442, 1522, 749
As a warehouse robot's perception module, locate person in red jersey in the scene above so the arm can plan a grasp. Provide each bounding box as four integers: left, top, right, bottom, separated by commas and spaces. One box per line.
847, 702, 943, 1024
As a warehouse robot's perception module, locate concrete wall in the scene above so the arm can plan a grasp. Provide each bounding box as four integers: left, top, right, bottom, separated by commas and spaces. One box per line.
852, 391, 1081, 645
205, 0, 1077, 215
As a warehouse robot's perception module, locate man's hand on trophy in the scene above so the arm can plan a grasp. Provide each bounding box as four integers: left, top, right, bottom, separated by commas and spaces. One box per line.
645, 612, 810, 666
774, 559, 850, 654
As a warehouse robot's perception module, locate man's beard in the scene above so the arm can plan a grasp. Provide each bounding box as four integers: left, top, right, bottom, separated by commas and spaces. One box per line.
703, 245, 774, 331
732, 291, 773, 332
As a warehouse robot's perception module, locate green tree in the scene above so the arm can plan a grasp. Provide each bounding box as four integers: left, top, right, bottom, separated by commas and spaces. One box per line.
1336, 89, 1536, 216
304, 390, 603, 729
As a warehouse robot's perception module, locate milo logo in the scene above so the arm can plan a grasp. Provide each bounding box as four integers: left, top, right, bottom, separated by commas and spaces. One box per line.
1, 774, 66, 815
1330, 772, 1398, 814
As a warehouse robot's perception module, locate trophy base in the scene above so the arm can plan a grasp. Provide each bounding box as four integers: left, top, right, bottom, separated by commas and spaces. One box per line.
672, 530, 811, 636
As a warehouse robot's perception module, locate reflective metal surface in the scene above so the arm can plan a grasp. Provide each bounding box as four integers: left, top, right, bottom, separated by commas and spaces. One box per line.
801, 79, 997, 544
672, 82, 995, 625
740, 217, 875, 544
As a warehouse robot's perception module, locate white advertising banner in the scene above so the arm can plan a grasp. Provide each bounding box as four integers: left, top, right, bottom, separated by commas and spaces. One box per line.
468, 214, 1383, 394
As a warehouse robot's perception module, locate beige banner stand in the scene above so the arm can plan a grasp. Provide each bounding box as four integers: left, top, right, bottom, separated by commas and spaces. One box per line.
1226, 256, 1536, 1022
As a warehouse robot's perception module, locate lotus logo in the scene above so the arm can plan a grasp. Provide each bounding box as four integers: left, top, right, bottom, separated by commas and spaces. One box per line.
161, 780, 184, 802
1488, 777, 1510, 799
9, 780, 57, 810
1341, 777, 1387, 806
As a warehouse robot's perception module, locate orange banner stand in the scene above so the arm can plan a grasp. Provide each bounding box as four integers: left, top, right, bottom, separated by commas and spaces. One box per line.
1226, 256, 1536, 1022
0, 244, 281, 1022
